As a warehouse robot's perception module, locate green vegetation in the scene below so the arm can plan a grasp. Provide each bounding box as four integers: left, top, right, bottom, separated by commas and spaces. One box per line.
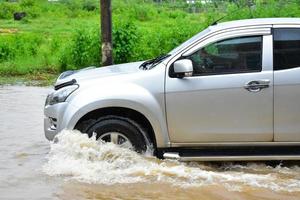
0, 0, 300, 85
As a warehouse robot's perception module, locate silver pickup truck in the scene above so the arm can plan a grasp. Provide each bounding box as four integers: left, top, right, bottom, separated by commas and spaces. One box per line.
44, 18, 300, 161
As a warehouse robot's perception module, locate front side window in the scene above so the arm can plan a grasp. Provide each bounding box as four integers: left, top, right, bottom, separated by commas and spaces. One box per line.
186, 36, 262, 76
274, 28, 300, 70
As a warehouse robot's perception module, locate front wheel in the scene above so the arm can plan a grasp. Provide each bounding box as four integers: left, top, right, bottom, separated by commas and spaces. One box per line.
77, 116, 150, 153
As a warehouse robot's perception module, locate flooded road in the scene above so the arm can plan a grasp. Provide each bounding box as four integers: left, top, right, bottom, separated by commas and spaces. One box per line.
1, 85, 300, 200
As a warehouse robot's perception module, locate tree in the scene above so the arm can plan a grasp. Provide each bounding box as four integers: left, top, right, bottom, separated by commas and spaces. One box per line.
100, 0, 113, 66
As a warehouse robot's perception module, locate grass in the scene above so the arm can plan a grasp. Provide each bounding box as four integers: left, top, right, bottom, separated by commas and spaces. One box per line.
0, 72, 57, 86
0, 0, 206, 82
0, 0, 300, 85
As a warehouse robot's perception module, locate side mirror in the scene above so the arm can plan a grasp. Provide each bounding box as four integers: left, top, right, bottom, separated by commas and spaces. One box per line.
173, 59, 193, 78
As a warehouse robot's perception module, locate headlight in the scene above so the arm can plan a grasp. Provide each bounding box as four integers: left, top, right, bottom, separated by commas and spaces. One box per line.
45, 85, 79, 106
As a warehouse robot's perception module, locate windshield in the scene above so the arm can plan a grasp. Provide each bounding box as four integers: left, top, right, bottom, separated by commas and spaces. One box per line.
139, 27, 210, 70
168, 28, 210, 55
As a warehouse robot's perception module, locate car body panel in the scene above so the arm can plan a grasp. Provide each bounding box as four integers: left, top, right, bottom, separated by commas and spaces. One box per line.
274, 67, 300, 141
55, 61, 144, 86
45, 63, 170, 147
166, 71, 273, 143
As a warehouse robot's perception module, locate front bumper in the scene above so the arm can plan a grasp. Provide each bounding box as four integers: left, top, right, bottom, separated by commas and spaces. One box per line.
44, 117, 58, 141
44, 102, 68, 141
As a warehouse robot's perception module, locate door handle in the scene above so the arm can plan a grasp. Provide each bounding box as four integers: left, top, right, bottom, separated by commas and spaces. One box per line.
244, 79, 270, 92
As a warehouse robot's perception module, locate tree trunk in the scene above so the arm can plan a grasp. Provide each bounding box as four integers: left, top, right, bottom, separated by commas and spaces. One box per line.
100, 0, 113, 66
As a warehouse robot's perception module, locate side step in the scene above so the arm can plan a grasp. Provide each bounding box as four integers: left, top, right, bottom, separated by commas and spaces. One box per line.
163, 152, 300, 161
161, 146, 300, 161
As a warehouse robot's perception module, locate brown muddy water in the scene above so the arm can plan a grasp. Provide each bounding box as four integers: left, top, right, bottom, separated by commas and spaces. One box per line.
1, 85, 300, 200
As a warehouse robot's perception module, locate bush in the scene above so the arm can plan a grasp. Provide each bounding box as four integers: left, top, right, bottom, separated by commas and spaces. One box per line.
14, 34, 43, 56
82, 0, 98, 11
20, 0, 35, 7
59, 27, 100, 71
0, 34, 42, 62
60, 0, 81, 11
0, 41, 15, 61
167, 10, 187, 19
131, 4, 157, 21
113, 22, 138, 64
23, 5, 41, 18
71, 27, 100, 67
0, 2, 21, 19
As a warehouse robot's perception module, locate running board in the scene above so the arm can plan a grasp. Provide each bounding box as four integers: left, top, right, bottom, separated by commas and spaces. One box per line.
163, 152, 300, 161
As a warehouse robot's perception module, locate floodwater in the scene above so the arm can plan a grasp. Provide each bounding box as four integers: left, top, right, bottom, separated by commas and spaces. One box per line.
1, 85, 300, 200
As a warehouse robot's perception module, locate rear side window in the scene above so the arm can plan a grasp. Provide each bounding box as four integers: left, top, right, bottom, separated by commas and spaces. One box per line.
274, 29, 300, 70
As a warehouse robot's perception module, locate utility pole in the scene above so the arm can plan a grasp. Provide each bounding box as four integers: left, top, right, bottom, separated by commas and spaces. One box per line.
100, 0, 113, 66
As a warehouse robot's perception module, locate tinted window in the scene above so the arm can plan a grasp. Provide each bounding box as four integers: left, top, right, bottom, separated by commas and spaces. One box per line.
186, 36, 262, 76
274, 29, 300, 70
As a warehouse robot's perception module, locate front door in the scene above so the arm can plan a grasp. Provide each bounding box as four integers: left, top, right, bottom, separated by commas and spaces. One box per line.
166, 35, 273, 143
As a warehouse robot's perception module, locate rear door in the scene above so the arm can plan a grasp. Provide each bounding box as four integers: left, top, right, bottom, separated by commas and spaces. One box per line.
273, 28, 300, 141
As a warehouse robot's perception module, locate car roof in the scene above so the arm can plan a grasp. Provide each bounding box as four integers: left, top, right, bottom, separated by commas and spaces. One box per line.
210, 18, 300, 31
168, 18, 300, 56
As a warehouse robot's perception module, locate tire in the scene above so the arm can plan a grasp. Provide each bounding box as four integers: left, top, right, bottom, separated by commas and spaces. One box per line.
76, 116, 150, 153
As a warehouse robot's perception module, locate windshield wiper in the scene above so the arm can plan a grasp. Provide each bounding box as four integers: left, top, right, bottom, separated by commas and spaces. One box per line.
140, 54, 171, 70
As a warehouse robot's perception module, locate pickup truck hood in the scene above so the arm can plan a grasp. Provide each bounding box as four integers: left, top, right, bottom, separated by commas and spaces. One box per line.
55, 61, 144, 86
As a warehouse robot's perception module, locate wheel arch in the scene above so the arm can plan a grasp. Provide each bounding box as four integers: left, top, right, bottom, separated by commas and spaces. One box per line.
74, 107, 158, 149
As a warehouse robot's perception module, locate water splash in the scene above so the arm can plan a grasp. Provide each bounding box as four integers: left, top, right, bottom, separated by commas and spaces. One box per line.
43, 130, 300, 192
